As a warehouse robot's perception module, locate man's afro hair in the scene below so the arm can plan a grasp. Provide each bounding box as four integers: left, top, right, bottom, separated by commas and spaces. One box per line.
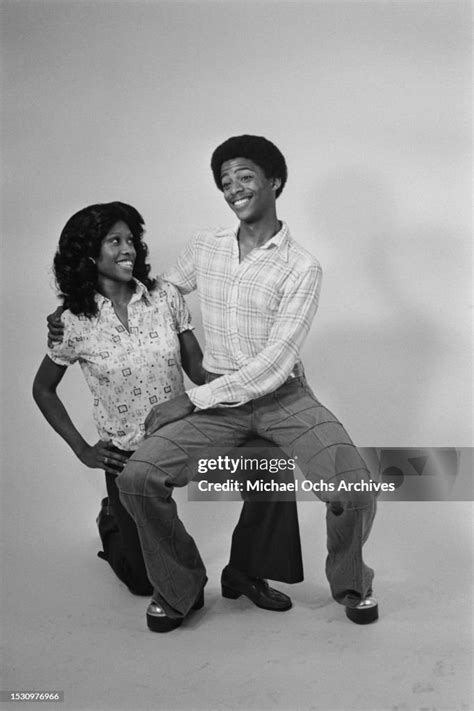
211, 134, 287, 198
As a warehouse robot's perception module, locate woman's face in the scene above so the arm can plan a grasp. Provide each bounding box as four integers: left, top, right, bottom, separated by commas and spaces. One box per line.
96, 220, 137, 284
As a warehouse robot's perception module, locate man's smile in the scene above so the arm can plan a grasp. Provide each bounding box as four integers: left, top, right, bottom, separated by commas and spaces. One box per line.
232, 196, 251, 208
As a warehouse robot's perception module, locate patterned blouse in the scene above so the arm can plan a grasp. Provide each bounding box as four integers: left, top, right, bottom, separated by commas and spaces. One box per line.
48, 278, 192, 450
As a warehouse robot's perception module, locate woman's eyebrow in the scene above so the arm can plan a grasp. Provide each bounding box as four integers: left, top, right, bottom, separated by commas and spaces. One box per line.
107, 230, 132, 237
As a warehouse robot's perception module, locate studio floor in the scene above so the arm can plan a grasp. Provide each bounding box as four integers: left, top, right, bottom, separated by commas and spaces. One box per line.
2, 496, 472, 711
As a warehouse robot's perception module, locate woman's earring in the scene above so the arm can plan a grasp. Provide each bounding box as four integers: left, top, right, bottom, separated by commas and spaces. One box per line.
89, 257, 96, 265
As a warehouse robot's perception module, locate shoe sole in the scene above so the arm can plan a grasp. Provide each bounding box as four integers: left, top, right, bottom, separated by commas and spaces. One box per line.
146, 614, 183, 633
345, 603, 379, 624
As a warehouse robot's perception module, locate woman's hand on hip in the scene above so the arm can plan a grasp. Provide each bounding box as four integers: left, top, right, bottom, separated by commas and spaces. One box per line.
78, 440, 129, 474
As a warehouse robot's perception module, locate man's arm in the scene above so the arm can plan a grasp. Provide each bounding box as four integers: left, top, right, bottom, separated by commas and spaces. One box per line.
186, 264, 322, 410
161, 235, 198, 294
144, 393, 195, 436
46, 306, 65, 346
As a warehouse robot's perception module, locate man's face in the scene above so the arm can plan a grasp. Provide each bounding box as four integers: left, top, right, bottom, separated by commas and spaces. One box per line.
220, 157, 280, 223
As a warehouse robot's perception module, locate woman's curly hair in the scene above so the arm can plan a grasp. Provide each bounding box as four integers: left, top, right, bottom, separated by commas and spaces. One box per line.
54, 201, 156, 317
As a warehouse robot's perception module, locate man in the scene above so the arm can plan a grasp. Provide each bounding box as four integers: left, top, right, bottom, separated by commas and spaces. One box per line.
116, 134, 378, 632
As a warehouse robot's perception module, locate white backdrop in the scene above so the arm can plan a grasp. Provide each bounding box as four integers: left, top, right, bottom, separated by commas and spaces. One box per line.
1, 0, 472, 572
1, 4, 473, 708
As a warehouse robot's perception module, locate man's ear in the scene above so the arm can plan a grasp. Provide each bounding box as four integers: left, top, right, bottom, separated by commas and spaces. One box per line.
271, 177, 282, 193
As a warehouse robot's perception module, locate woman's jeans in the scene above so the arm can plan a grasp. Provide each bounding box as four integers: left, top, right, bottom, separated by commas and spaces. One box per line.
100, 451, 153, 595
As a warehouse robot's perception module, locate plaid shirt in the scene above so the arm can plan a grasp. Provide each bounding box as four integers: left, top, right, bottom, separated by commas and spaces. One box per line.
162, 222, 322, 409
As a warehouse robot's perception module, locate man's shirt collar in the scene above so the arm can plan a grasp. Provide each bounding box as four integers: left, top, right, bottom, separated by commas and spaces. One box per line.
217, 221, 291, 262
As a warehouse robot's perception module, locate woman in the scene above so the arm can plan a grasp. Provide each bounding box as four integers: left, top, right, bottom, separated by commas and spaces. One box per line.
33, 201, 205, 595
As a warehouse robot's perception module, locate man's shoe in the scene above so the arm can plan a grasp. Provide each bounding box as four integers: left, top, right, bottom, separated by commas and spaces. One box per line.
146, 589, 205, 633
345, 596, 379, 624
221, 565, 292, 611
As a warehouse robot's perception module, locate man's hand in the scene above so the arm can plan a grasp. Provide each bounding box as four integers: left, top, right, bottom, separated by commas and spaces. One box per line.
145, 393, 195, 437
47, 306, 65, 347
78, 440, 129, 474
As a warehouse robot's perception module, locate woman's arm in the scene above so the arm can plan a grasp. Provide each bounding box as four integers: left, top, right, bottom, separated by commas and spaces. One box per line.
32, 356, 128, 473
178, 330, 206, 385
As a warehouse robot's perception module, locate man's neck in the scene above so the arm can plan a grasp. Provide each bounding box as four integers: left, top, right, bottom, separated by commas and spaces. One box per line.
237, 214, 281, 249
